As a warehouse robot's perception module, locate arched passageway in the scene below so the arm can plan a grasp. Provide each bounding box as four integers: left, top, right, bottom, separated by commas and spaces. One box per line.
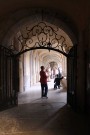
19, 49, 67, 91
18, 49, 67, 105
0, 0, 89, 133
0, 9, 77, 111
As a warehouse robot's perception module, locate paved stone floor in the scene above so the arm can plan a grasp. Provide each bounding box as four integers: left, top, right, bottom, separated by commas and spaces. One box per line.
0, 80, 89, 135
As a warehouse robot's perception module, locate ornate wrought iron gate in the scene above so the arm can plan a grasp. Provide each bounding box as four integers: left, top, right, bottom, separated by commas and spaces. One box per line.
0, 46, 19, 111
0, 44, 77, 111
67, 45, 77, 109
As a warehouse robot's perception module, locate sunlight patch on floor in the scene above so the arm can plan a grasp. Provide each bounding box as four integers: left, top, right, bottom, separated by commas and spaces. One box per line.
18, 79, 67, 105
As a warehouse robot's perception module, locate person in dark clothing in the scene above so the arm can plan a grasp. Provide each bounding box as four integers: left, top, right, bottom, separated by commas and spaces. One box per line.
40, 66, 48, 98
54, 74, 63, 89
58, 67, 61, 78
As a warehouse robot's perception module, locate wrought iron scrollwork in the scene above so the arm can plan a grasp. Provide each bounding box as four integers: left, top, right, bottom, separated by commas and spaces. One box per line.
16, 22, 72, 55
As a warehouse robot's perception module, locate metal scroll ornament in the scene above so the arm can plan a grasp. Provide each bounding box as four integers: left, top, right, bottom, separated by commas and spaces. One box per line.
17, 22, 71, 55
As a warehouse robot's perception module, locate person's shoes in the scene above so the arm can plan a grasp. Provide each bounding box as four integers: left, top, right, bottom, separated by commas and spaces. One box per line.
45, 95, 48, 98
41, 96, 48, 99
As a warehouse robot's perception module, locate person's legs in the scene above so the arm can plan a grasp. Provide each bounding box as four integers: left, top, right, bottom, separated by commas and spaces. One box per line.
47, 84, 48, 93
54, 83, 57, 89
41, 84, 44, 97
45, 84, 48, 97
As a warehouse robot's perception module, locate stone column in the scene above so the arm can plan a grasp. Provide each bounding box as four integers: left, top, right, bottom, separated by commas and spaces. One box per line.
62, 58, 64, 75
37, 56, 40, 82
19, 54, 24, 92
65, 57, 67, 77
36, 54, 39, 83
30, 51, 32, 87
24, 52, 30, 91
63, 56, 67, 77
33, 52, 36, 84
30, 51, 33, 86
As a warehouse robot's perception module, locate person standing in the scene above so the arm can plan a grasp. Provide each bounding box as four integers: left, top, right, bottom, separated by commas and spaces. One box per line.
54, 74, 63, 89
58, 67, 61, 78
40, 66, 48, 98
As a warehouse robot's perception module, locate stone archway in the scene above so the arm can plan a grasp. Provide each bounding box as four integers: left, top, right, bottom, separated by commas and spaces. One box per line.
1, 8, 78, 109
2, 9, 77, 51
